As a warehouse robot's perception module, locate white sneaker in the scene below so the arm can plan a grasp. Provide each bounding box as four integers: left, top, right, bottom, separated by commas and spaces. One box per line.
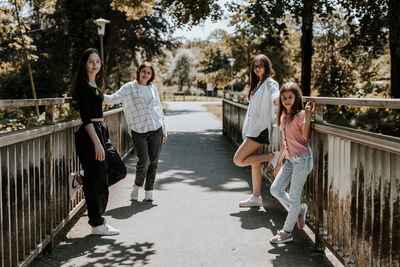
144, 190, 154, 201
68, 172, 81, 200
239, 195, 263, 207
91, 223, 120, 235
130, 185, 140, 201
270, 151, 280, 169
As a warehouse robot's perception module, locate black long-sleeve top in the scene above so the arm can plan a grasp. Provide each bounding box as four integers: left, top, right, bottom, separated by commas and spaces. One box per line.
76, 82, 104, 126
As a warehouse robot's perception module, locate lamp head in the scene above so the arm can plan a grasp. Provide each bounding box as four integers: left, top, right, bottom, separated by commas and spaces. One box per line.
94, 18, 110, 36
228, 57, 235, 66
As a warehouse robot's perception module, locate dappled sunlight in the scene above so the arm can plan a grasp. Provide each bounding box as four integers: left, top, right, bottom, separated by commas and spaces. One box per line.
39, 236, 156, 266
154, 131, 252, 193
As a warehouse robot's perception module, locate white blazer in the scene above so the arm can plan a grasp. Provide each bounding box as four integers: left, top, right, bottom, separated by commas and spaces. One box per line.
242, 77, 279, 141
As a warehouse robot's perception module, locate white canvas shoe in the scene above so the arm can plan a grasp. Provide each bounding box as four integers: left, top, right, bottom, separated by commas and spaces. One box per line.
91, 222, 120, 236
130, 185, 140, 201
239, 195, 263, 207
68, 172, 82, 200
144, 190, 154, 201
270, 230, 293, 244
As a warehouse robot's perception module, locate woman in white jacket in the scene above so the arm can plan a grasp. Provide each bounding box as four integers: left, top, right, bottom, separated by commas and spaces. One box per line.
233, 54, 279, 207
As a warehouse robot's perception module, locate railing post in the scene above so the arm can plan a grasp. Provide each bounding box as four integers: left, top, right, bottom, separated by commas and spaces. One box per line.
314, 103, 324, 122
45, 134, 55, 253
45, 105, 55, 124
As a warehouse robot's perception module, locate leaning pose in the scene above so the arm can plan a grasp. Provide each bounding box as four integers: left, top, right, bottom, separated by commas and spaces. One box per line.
233, 54, 280, 207
71, 48, 127, 235
270, 82, 314, 243
103, 61, 167, 202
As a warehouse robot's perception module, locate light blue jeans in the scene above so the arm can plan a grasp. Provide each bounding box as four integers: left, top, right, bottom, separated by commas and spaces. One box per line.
270, 155, 313, 232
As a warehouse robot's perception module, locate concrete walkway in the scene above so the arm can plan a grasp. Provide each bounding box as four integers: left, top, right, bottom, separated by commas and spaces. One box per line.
32, 101, 341, 266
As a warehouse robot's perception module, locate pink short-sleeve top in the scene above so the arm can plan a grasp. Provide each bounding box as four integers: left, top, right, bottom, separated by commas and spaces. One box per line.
280, 110, 312, 159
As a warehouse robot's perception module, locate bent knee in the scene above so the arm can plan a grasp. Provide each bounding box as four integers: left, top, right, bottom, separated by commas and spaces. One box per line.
138, 160, 150, 168
233, 155, 244, 167
270, 185, 279, 197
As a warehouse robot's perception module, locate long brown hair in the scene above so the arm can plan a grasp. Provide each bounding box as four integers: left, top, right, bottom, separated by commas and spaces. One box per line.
71, 48, 104, 101
136, 61, 155, 85
276, 82, 304, 126
248, 54, 275, 100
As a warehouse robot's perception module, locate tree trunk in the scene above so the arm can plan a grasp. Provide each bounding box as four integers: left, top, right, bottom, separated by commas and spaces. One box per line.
389, 0, 400, 98
24, 48, 40, 118
14, 0, 39, 118
300, 0, 314, 96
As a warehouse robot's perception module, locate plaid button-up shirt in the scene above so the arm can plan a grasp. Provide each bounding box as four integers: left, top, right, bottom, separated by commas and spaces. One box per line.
103, 80, 166, 135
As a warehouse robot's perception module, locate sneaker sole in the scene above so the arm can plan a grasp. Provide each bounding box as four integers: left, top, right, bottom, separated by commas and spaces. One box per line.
239, 202, 263, 207
91, 231, 120, 236
270, 237, 293, 244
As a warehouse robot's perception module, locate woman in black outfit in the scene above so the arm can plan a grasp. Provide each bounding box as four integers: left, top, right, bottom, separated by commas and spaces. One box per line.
71, 48, 127, 235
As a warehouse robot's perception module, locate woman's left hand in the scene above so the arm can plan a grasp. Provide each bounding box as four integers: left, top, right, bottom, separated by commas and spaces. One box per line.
305, 101, 314, 112
162, 134, 167, 143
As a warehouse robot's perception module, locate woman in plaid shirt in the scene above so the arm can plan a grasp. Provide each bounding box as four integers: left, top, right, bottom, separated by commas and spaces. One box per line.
104, 62, 167, 202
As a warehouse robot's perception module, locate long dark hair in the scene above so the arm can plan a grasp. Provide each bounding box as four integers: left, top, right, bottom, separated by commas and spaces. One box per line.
248, 54, 275, 100
71, 48, 104, 101
276, 82, 304, 126
136, 61, 155, 85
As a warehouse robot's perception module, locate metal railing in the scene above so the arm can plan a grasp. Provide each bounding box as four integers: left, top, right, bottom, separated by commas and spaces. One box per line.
0, 98, 133, 267
222, 97, 400, 267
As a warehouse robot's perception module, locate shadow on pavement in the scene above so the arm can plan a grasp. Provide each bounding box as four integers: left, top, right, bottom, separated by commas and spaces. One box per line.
30, 208, 156, 267
104, 201, 157, 220
151, 131, 253, 193
164, 109, 202, 116
38, 237, 155, 267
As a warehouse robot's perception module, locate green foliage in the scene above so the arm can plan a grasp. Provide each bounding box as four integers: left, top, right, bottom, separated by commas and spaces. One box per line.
339, 0, 400, 97
111, 0, 156, 20
173, 54, 193, 91
197, 35, 231, 91
324, 106, 400, 137
226, 1, 296, 87
160, 0, 222, 27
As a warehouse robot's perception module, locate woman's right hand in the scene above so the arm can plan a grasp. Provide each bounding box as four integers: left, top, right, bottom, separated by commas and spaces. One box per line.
94, 143, 105, 161
273, 162, 281, 177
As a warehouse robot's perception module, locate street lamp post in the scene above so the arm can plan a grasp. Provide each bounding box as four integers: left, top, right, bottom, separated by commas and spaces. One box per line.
94, 18, 110, 75
228, 58, 235, 98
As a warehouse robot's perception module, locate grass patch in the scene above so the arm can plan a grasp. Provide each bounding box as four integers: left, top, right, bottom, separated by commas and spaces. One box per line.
162, 102, 168, 112
203, 103, 222, 120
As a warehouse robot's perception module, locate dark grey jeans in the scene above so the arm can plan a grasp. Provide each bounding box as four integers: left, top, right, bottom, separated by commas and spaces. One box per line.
131, 127, 163, 190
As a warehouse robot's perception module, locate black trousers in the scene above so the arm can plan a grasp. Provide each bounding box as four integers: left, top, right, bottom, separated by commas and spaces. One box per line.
131, 127, 163, 191
75, 121, 127, 227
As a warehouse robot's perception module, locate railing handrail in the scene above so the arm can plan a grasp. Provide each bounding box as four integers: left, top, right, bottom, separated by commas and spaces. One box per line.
0, 107, 123, 148
224, 95, 400, 109
313, 122, 400, 155
302, 96, 400, 109
0, 97, 73, 108
1, 96, 399, 109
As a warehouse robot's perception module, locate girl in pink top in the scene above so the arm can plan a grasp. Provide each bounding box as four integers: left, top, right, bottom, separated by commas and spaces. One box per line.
270, 82, 314, 244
